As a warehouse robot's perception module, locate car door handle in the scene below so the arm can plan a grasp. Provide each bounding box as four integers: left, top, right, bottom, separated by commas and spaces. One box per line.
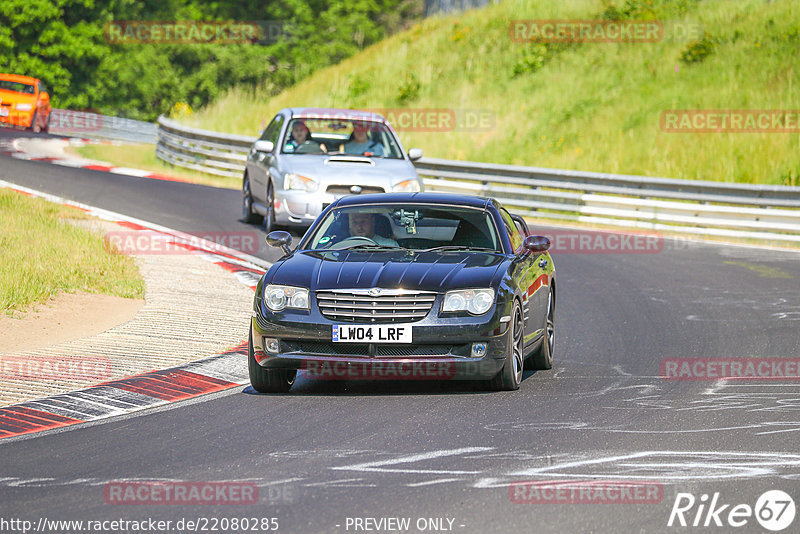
538, 258, 548, 268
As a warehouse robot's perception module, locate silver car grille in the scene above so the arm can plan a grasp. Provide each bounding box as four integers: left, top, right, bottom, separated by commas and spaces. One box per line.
326, 185, 385, 195
316, 289, 436, 323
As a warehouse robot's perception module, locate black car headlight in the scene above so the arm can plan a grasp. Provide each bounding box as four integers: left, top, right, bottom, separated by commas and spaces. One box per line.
442, 289, 494, 315
263, 285, 309, 312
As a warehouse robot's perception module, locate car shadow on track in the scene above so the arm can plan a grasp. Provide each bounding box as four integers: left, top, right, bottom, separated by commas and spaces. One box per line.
241, 370, 543, 396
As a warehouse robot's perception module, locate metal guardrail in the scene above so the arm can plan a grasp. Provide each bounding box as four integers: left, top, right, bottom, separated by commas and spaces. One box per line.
156, 116, 251, 177
155, 115, 800, 243
49, 109, 157, 143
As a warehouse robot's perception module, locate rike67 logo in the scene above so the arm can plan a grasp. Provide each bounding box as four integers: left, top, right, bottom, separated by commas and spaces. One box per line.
668, 490, 795, 531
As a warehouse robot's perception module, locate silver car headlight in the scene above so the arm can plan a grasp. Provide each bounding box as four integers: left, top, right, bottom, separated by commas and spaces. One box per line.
284, 173, 318, 192
392, 179, 421, 193
442, 289, 495, 315
263, 285, 309, 312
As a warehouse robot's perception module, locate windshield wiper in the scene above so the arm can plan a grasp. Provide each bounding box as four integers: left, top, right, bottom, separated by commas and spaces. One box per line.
338, 244, 405, 251
418, 245, 497, 253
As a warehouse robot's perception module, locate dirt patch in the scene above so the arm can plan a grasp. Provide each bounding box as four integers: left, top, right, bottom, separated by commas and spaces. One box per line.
0, 291, 144, 354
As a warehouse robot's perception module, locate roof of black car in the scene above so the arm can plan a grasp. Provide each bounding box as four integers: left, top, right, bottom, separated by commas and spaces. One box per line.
333, 192, 493, 209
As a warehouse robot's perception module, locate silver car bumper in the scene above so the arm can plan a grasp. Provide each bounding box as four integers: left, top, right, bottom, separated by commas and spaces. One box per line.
274, 190, 334, 226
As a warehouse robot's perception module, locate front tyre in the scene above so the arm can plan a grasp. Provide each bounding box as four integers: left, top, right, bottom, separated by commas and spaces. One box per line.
263, 181, 275, 233
248, 331, 295, 393
28, 111, 39, 133
242, 174, 263, 224
489, 302, 524, 391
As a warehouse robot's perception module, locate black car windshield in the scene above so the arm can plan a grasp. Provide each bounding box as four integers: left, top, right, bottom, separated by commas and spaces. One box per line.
281, 118, 404, 158
305, 204, 502, 252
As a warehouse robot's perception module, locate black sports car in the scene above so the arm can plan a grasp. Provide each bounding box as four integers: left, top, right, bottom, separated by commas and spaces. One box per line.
248, 192, 555, 392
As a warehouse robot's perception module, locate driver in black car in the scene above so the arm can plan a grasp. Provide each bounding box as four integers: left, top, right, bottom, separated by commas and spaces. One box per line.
348, 213, 399, 247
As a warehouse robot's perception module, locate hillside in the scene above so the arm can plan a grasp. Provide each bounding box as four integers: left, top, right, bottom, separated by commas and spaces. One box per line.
182, 0, 800, 185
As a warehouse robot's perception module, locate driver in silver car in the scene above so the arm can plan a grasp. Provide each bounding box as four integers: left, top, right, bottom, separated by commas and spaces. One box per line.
285, 120, 325, 154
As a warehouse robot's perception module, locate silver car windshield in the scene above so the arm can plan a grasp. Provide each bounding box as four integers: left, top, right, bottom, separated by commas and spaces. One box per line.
306, 205, 501, 252
282, 118, 404, 159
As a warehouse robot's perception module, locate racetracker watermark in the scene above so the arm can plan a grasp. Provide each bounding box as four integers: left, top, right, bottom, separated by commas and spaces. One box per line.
47, 109, 103, 132
104, 231, 259, 255
0, 355, 111, 381
661, 109, 800, 133
661, 358, 800, 381
104, 481, 258, 505
541, 230, 667, 254
363, 108, 495, 132
104, 20, 286, 45
302, 361, 457, 380
509, 480, 663, 504
510, 20, 663, 43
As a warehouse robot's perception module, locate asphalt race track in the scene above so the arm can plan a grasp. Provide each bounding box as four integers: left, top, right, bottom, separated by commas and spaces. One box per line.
2, 129, 800, 533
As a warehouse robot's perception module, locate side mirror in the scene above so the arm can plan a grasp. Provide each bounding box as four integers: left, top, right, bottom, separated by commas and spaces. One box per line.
266, 230, 292, 255
524, 235, 550, 254
253, 140, 274, 153
407, 148, 423, 161
510, 213, 529, 236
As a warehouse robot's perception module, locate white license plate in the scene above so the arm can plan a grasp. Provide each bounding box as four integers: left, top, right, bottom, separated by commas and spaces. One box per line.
0, 109, 8, 117
333, 324, 412, 343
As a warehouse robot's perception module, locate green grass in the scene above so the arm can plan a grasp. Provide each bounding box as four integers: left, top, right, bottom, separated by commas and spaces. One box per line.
182, 0, 800, 186
72, 143, 242, 190
0, 189, 145, 314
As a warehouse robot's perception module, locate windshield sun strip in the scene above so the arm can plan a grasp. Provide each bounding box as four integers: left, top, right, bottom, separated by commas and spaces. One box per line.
300, 202, 503, 251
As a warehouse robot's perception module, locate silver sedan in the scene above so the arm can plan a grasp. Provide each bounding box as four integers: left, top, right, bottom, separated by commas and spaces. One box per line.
242, 107, 424, 231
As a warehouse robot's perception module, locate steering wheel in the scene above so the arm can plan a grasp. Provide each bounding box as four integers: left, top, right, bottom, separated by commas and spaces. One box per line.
329, 236, 379, 249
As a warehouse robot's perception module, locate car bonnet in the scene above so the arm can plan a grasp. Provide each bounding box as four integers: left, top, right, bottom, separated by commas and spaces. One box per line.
266, 249, 507, 293
281, 155, 417, 186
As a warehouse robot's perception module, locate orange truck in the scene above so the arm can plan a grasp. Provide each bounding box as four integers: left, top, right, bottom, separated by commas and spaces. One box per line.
0, 73, 52, 133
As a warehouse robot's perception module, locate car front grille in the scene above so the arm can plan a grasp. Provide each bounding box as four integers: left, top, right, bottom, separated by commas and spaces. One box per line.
283, 340, 370, 356
376, 344, 451, 357
316, 289, 436, 323
326, 185, 385, 195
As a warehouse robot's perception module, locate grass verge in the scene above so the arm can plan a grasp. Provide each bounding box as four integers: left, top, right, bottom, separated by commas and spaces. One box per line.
71, 143, 242, 190
0, 188, 145, 315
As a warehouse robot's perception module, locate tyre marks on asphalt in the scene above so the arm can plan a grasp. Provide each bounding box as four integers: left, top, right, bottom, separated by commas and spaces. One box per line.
2, 448, 800, 494
330, 447, 494, 475
315, 448, 800, 487
517, 363, 800, 435
266, 448, 800, 488
495, 451, 800, 483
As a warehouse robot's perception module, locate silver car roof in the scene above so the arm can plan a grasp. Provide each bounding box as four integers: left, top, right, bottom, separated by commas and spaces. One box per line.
286, 107, 388, 123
